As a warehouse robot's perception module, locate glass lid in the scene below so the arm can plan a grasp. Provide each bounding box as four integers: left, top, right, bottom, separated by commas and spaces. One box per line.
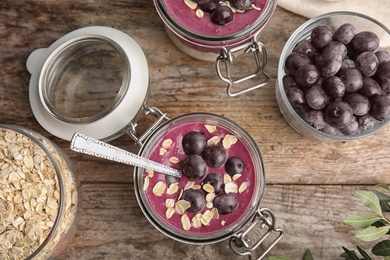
27, 26, 149, 141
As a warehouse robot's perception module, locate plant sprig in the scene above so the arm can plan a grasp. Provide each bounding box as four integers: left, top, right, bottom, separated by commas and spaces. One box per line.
269, 184, 390, 260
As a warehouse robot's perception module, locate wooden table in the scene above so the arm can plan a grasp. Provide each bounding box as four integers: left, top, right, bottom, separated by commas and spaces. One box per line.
1, 1, 389, 259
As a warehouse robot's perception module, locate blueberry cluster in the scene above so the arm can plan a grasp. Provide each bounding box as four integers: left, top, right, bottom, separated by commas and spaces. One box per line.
193, 0, 254, 26
177, 131, 243, 214
284, 23, 390, 135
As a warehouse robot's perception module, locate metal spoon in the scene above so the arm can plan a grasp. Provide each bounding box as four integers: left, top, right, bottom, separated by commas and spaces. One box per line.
70, 132, 182, 178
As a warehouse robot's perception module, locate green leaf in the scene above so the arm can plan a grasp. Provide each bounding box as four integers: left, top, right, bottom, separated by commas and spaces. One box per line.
355, 190, 383, 217
380, 201, 390, 213
372, 240, 390, 256
356, 226, 390, 242
357, 245, 372, 260
341, 247, 360, 260
343, 215, 383, 228
372, 191, 390, 202
303, 249, 314, 260
376, 184, 390, 191
268, 257, 291, 260
370, 190, 390, 212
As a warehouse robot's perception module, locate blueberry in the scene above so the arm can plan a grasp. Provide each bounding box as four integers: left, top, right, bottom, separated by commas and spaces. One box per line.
351, 31, 380, 54
284, 52, 311, 75
305, 84, 330, 110
311, 51, 322, 66
202, 145, 226, 168
370, 95, 390, 121
311, 25, 334, 48
180, 154, 207, 180
304, 109, 327, 130
317, 50, 343, 78
210, 6, 233, 26
229, 0, 252, 10
292, 39, 316, 58
375, 50, 390, 65
338, 68, 363, 93
339, 116, 359, 135
381, 78, 390, 97
323, 41, 348, 59
340, 59, 356, 70
295, 63, 320, 88
322, 124, 337, 135
203, 173, 224, 193
283, 74, 299, 92
376, 61, 390, 85
182, 131, 206, 155
333, 23, 356, 44
324, 101, 354, 129
356, 51, 379, 77
225, 156, 244, 176
344, 93, 370, 116
358, 114, 374, 130
200, 0, 219, 13
181, 189, 206, 212
214, 193, 239, 215
286, 86, 306, 108
360, 77, 382, 100
323, 76, 345, 98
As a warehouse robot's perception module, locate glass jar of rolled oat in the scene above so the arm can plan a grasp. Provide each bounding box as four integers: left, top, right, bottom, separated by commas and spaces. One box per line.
0, 125, 78, 260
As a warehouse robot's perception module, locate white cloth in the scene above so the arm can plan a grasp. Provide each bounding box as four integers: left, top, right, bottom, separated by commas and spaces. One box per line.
277, 0, 390, 27
277, 0, 390, 47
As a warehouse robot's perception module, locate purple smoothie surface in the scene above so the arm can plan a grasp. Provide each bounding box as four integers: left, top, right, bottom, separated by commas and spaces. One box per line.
143, 122, 256, 235
163, 0, 268, 37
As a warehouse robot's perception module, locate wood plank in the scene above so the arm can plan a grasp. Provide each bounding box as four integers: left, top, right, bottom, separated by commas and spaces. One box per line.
58, 183, 382, 259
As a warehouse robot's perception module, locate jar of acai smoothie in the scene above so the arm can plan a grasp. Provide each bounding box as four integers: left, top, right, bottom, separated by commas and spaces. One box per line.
154, 0, 277, 96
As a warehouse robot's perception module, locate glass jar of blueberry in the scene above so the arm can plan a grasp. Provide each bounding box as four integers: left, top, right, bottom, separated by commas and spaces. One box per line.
153, 0, 277, 96
134, 113, 283, 259
276, 11, 390, 141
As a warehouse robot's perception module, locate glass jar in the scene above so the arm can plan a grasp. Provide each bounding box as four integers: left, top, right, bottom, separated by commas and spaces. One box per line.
276, 11, 390, 141
134, 113, 283, 259
0, 125, 79, 259
27, 26, 150, 142
154, 0, 277, 96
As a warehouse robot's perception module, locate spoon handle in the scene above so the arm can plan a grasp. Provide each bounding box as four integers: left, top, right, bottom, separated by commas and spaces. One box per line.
70, 133, 182, 178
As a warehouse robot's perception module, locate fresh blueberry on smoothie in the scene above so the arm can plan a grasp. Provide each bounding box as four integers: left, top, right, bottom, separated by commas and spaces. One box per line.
142, 122, 256, 234
164, 0, 267, 36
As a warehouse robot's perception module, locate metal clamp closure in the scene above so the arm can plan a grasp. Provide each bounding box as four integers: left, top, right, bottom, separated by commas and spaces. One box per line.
216, 40, 269, 97
126, 106, 170, 146
229, 208, 283, 260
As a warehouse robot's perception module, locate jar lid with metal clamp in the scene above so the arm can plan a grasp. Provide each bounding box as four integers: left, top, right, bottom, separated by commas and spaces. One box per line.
27, 26, 150, 142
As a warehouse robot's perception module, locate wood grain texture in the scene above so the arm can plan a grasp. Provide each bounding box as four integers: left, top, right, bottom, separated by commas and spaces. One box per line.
0, 0, 389, 259
58, 183, 380, 260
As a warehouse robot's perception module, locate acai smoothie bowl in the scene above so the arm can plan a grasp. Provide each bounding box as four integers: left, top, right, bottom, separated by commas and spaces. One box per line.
154, 0, 276, 55
153, 0, 277, 96
134, 113, 283, 258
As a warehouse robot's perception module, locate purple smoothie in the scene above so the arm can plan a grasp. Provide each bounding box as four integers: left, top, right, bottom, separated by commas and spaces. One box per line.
163, 0, 268, 37
143, 122, 256, 234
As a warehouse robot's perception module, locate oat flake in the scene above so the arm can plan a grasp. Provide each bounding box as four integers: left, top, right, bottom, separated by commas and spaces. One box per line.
205, 125, 217, 133
181, 214, 191, 231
